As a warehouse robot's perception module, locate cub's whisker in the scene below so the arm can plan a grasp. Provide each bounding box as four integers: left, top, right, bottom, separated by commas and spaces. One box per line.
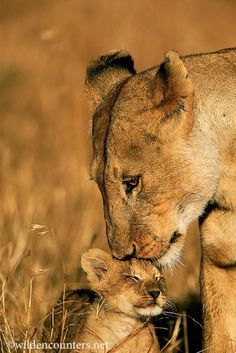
163, 311, 202, 328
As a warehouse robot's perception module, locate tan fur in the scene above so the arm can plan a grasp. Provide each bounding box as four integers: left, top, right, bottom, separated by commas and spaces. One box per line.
86, 48, 236, 352
42, 249, 166, 353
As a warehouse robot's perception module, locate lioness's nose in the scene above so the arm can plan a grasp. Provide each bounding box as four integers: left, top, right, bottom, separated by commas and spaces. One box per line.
112, 243, 137, 260
148, 290, 161, 300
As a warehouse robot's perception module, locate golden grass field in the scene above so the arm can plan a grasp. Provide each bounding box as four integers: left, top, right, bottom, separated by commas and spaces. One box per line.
0, 0, 235, 351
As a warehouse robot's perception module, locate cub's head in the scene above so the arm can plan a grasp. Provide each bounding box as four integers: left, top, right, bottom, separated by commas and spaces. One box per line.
86, 50, 218, 265
81, 248, 166, 318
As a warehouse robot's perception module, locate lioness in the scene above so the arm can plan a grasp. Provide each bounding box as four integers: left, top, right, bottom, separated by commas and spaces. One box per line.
86, 48, 236, 352
42, 249, 166, 353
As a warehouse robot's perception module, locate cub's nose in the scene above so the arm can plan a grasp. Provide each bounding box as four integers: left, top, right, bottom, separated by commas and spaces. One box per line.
148, 291, 161, 300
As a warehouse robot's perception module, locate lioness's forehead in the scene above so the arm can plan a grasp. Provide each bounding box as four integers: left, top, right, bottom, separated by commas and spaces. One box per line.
112, 69, 156, 118
106, 69, 164, 162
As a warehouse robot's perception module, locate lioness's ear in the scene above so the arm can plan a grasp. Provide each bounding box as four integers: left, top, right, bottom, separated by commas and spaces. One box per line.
81, 248, 112, 283
153, 51, 193, 136
154, 51, 192, 104
87, 51, 136, 182
163, 51, 192, 100
86, 50, 136, 113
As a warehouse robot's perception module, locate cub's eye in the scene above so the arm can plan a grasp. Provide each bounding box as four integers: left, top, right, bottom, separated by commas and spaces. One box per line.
124, 275, 140, 283
122, 176, 140, 195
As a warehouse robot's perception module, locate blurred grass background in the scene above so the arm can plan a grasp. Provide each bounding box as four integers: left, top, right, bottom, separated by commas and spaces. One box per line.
0, 0, 235, 350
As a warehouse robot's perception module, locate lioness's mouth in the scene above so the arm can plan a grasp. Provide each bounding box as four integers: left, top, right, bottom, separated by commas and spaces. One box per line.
169, 231, 183, 244
135, 231, 184, 266
134, 303, 160, 309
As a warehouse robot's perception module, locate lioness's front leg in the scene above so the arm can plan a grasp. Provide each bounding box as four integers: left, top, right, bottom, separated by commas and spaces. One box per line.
200, 208, 236, 353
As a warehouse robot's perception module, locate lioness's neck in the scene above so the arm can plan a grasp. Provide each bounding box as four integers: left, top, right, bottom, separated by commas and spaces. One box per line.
185, 50, 236, 148
185, 50, 236, 208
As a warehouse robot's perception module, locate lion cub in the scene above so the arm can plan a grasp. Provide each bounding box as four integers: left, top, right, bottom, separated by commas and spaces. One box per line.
42, 249, 166, 353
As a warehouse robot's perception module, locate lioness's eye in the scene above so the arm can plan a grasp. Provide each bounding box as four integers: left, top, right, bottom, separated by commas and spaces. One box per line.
155, 274, 161, 282
122, 176, 140, 195
124, 275, 140, 283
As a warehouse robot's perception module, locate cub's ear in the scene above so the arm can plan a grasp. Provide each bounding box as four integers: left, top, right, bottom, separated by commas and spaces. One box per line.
81, 248, 112, 284
85, 50, 136, 113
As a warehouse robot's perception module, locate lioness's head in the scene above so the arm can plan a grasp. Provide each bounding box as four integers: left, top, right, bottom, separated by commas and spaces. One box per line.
86, 51, 218, 265
81, 248, 166, 318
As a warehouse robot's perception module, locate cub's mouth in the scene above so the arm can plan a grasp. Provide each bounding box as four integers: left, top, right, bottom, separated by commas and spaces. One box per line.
134, 304, 163, 317
134, 295, 166, 317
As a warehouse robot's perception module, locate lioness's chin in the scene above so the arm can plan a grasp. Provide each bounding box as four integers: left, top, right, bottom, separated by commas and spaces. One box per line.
134, 305, 162, 317
157, 242, 184, 268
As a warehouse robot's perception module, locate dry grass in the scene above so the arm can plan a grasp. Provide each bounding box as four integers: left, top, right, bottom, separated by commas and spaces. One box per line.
0, 0, 235, 351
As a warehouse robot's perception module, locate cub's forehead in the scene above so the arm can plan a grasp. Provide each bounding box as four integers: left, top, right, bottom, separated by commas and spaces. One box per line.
120, 258, 161, 277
